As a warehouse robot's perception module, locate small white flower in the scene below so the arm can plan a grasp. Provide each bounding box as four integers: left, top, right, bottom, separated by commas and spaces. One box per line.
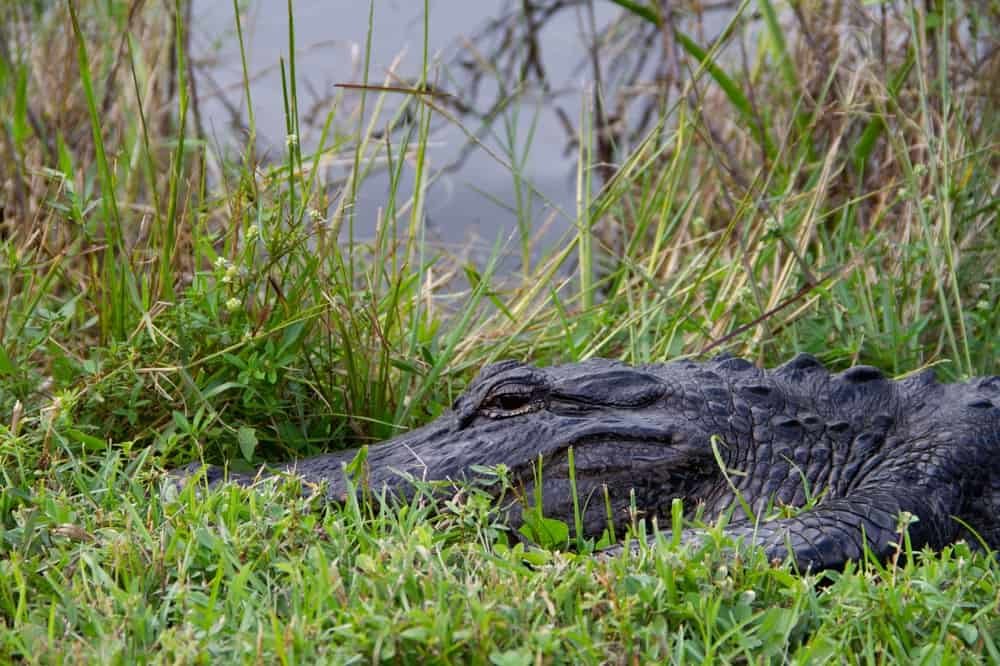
286, 133, 299, 149
896, 510, 918, 533
225, 297, 242, 313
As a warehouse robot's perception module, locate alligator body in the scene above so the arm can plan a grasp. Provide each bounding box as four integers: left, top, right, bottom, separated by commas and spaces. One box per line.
190, 354, 1000, 571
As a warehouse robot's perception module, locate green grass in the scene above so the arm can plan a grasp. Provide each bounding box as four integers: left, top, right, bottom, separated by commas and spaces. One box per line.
1, 0, 998, 662
3, 469, 999, 662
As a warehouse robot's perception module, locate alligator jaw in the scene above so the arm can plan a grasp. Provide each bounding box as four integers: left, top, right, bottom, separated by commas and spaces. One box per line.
270, 417, 713, 541
275, 415, 467, 502
507, 430, 717, 539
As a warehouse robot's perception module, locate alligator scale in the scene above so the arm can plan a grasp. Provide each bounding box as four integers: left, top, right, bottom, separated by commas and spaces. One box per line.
185, 354, 1000, 571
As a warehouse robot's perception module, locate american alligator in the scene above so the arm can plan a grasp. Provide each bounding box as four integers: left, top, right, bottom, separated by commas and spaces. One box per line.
184, 354, 1000, 571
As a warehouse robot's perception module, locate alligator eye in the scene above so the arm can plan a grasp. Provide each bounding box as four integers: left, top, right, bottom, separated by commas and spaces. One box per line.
496, 394, 530, 411
481, 387, 542, 418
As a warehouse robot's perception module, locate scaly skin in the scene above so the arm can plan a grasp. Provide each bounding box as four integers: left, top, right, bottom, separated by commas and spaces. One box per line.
179, 354, 1000, 571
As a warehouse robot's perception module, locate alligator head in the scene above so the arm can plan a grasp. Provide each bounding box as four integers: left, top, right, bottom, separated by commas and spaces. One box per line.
204, 358, 724, 540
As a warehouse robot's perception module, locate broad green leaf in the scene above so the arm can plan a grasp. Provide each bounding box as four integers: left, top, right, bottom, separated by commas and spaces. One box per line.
237, 426, 258, 462
67, 428, 107, 452
0, 345, 15, 375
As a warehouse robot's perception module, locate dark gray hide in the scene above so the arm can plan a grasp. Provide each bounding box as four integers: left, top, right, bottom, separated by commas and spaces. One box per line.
179, 354, 1000, 571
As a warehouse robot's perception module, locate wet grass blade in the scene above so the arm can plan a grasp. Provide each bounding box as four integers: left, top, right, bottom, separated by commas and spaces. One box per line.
606, 0, 660, 25
759, 0, 797, 92
67, 0, 138, 339
159, 7, 190, 303
852, 51, 915, 173
673, 30, 776, 161
608, 0, 764, 153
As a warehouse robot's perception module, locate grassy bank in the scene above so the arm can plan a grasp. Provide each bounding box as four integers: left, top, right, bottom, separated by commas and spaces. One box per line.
1, 0, 998, 662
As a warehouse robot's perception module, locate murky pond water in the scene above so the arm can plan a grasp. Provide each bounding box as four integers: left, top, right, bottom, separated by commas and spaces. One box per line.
192, 0, 626, 252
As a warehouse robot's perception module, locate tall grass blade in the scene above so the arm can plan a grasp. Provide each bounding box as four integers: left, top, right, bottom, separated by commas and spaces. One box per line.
67, 0, 138, 339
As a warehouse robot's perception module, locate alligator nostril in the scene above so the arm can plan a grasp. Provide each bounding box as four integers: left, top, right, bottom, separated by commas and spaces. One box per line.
457, 410, 476, 430
966, 399, 993, 409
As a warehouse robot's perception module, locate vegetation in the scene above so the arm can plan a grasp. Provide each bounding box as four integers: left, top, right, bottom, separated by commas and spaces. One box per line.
1, 0, 997, 662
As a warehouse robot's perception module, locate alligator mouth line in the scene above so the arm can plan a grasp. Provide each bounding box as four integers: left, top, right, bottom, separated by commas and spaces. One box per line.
520, 430, 701, 474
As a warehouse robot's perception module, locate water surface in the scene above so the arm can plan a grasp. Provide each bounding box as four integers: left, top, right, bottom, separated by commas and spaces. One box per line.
192, 1, 623, 254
